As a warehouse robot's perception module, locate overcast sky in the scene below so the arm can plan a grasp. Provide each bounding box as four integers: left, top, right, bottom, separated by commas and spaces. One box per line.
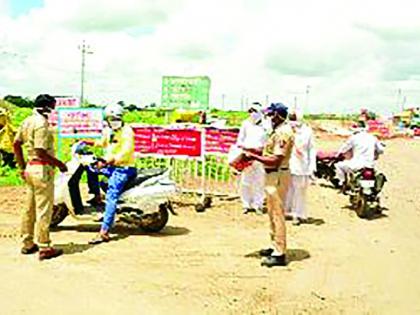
1, 0, 420, 114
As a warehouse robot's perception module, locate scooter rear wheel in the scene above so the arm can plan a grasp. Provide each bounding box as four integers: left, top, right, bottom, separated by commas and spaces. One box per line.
139, 202, 170, 233
50, 203, 69, 227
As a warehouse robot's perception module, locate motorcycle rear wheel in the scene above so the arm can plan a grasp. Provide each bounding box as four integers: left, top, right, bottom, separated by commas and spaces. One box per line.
139, 202, 170, 233
50, 203, 69, 227
355, 194, 374, 219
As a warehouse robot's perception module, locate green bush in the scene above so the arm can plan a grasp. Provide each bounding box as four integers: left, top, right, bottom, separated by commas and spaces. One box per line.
0, 165, 23, 186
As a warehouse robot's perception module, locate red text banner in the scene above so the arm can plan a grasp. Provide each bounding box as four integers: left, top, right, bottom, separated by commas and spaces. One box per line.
49, 97, 80, 126
205, 127, 239, 154
133, 126, 202, 157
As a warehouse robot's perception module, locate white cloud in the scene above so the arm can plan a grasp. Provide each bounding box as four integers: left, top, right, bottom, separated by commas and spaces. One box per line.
1, 0, 420, 114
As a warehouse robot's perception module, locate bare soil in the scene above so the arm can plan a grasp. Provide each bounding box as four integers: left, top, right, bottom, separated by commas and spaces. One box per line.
0, 137, 419, 315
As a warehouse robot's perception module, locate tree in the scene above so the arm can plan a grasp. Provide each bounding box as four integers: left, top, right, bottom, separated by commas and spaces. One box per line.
3, 95, 34, 108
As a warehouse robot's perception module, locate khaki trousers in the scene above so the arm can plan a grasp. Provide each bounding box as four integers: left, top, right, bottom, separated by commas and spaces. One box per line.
21, 164, 54, 248
264, 170, 291, 255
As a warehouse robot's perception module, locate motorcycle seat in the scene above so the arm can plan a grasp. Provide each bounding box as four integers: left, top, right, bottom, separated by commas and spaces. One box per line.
123, 168, 168, 191
317, 150, 339, 160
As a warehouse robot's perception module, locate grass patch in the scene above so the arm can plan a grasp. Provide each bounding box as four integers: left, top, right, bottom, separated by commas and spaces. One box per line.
0, 166, 24, 186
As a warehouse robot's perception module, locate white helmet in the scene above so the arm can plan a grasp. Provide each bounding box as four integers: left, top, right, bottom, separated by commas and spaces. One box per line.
104, 103, 123, 119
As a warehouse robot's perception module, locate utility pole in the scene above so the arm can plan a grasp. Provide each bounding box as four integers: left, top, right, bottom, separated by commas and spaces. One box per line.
78, 40, 93, 105
265, 95, 269, 106
305, 85, 310, 111
221, 93, 225, 110
396, 88, 402, 112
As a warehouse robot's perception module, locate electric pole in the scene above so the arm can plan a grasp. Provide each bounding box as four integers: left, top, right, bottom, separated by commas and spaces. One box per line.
78, 40, 93, 105
305, 85, 310, 111
221, 94, 225, 110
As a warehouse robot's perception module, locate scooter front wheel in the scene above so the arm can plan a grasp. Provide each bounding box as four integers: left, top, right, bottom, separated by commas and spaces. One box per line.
50, 203, 69, 227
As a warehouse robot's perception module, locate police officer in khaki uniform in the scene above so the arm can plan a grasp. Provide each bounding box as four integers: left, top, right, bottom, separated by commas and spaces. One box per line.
13, 94, 68, 260
245, 103, 294, 267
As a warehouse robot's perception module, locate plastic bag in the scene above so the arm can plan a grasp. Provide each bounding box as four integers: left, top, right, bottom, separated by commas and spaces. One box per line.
54, 173, 68, 205
227, 145, 252, 172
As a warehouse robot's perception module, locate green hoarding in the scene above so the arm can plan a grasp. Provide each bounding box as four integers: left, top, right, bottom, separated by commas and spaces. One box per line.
161, 76, 211, 110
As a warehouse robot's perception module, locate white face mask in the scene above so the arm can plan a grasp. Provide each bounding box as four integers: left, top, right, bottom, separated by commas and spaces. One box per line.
109, 120, 122, 130
290, 121, 302, 128
250, 111, 263, 123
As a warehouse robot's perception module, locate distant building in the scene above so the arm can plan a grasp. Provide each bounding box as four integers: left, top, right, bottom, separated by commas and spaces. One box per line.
161, 76, 211, 110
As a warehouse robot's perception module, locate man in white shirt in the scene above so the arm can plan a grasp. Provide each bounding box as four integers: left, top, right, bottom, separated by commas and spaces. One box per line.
335, 121, 384, 186
236, 102, 269, 214
286, 112, 317, 225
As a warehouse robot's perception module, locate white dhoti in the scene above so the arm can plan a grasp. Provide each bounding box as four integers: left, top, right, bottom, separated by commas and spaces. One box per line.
286, 175, 310, 219
240, 161, 265, 209
335, 159, 365, 185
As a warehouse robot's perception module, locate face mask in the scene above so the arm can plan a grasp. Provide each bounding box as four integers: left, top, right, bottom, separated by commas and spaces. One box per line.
109, 120, 122, 130
270, 114, 286, 128
36, 107, 52, 118
290, 121, 302, 129
263, 117, 272, 128
250, 111, 263, 123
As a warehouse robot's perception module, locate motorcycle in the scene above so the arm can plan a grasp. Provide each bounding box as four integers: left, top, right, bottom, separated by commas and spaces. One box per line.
314, 150, 342, 188
51, 142, 178, 232
315, 145, 387, 219
345, 167, 387, 219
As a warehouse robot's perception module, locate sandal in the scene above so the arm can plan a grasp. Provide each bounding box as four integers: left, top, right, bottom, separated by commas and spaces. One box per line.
89, 234, 111, 245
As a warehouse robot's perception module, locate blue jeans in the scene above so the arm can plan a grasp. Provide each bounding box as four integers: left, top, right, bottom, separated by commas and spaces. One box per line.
101, 167, 137, 232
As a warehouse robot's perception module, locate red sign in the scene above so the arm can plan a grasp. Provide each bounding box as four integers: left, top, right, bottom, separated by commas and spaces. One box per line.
205, 127, 239, 154
49, 97, 80, 126
56, 97, 79, 107
367, 120, 392, 139
133, 126, 202, 157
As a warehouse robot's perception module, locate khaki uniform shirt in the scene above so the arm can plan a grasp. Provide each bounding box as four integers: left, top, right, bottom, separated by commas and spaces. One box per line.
263, 122, 294, 170
15, 110, 54, 160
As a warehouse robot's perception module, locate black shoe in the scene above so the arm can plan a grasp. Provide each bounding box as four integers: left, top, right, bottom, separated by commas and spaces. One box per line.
293, 218, 305, 226
261, 255, 287, 267
243, 208, 254, 214
21, 244, 39, 255
259, 248, 274, 257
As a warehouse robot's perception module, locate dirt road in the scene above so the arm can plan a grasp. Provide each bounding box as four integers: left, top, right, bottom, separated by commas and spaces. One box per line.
0, 138, 419, 315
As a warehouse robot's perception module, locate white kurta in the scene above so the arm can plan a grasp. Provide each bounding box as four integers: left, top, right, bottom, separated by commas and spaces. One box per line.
236, 119, 269, 210
335, 131, 384, 184
286, 123, 316, 219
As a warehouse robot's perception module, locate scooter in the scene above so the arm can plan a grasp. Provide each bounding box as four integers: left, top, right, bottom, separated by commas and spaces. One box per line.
51, 142, 178, 232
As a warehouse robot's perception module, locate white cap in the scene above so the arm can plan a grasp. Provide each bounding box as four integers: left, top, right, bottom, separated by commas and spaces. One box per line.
248, 102, 263, 112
